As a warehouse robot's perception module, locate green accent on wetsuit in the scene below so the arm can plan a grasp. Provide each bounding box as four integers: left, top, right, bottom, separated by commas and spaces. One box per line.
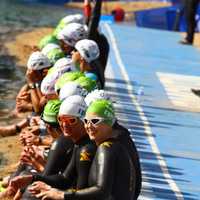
64, 139, 136, 200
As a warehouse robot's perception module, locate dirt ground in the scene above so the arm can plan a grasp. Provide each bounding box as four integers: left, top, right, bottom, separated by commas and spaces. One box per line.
1, 1, 200, 195
0, 135, 21, 178
66, 1, 171, 13
5, 27, 53, 67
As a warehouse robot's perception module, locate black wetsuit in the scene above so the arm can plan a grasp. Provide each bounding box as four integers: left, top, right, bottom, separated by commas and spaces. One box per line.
32, 136, 96, 190
21, 135, 74, 199
42, 135, 74, 175
113, 121, 142, 199
87, 0, 109, 89
63, 139, 135, 200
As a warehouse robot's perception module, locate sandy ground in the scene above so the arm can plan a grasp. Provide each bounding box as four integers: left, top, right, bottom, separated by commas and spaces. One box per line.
66, 1, 171, 13
1, 2, 200, 194
5, 27, 53, 67
0, 136, 21, 178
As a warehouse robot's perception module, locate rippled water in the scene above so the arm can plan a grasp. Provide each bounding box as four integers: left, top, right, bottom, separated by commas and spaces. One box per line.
0, 0, 79, 122
0, 0, 79, 27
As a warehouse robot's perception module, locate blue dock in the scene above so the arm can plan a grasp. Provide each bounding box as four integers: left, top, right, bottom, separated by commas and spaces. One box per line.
102, 23, 200, 200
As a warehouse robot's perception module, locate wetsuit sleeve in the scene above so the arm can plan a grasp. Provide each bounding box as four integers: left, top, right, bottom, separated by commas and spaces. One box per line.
64, 144, 115, 200
32, 174, 69, 190
33, 148, 76, 190
75, 144, 96, 189
87, 0, 102, 39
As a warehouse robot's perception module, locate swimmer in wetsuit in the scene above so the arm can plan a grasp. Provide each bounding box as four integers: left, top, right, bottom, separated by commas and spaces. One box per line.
32, 99, 137, 200
5, 95, 96, 200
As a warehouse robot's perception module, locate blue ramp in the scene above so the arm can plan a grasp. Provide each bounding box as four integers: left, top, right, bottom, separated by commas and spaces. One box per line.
102, 23, 200, 200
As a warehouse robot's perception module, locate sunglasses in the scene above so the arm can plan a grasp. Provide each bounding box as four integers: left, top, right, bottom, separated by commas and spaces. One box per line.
83, 118, 105, 126
58, 116, 78, 125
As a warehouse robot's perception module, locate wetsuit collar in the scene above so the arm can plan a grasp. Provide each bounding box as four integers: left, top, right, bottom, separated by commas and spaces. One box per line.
75, 135, 90, 145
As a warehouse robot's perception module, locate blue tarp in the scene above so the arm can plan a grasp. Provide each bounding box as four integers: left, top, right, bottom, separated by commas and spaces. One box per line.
103, 23, 200, 200
135, 4, 200, 32
117, 0, 181, 4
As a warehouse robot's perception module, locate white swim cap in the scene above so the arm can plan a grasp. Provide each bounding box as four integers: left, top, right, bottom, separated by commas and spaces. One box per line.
59, 81, 88, 101
27, 51, 51, 70
85, 89, 111, 106
75, 39, 99, 63
59, 95, 87, 119
57, 23, 87, 47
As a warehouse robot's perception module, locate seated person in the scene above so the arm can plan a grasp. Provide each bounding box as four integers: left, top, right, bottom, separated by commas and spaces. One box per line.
85, 89, 142, 199
0, 100, 65, 199
29, 99, 138, 200
73, 39, 104, 88
3, 95, 96, 200
0, 51, 52, 137
56, 23, 87, 55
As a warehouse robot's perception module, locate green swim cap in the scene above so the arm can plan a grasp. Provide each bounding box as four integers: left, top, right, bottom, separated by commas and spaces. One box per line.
47, 48, 65, 65
38, 34, 59, 50
86, 100, 115, 126
0, 182, 6, 192
75, 76, 96, 92
42, 99, 62, 124
47, 66, 57, 75
53, 21, 66, 37
55, 71, 84, 92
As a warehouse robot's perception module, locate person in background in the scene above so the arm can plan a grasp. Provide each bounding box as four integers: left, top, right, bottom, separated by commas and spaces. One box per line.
0, 51, 52, 137
73, 39, 103, 88
111, 6, 125, 22
84, 0, 92, 25
84, 0, 110, 88
180, 0, 199, 45
56, 23, 87, 55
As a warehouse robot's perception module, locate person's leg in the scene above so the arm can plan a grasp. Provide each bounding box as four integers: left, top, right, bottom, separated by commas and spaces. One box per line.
185, 0, 199, 43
